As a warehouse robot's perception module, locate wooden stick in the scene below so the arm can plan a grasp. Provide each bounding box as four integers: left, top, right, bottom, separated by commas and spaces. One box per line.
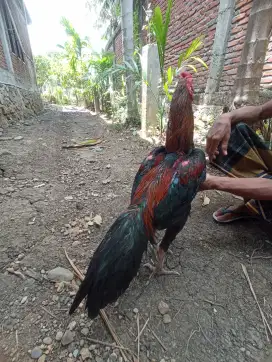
241, 264, 272, 341
148, 327, 167, 351
86, 337, 132, 352
64, 248, 130, 362
137, 313, 140, 362
15, 330, 18, 349
135, 318, 149, 342
41, 306, 57, 319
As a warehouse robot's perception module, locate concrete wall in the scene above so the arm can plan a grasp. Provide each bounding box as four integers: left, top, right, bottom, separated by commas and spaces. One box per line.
0, 0, 42, 126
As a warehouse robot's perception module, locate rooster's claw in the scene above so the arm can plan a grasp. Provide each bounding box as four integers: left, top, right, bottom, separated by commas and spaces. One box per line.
144, 263, 180, 276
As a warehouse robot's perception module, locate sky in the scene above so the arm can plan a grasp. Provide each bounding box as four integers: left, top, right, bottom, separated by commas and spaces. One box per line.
24, 0, 107, 56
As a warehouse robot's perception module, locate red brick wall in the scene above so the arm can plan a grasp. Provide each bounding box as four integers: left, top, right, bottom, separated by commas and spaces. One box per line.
261, 36, 272, 89
114, 30, 123, 64
151, 0, 219, 93
0, 39, 7, 69
111, 0, 272, 96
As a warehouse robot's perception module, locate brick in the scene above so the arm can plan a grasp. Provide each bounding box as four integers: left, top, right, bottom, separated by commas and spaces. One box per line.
228, 38, 242, 48
262, 70, 272, 77
226, 68, 238, 76
261, 77, 272, 84
236, 0, 252, 10
263, 64, 272, 71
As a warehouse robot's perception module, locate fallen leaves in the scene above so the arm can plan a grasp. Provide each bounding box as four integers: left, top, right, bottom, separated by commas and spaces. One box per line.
93, 214, 102, 226
202, 194, 210, 206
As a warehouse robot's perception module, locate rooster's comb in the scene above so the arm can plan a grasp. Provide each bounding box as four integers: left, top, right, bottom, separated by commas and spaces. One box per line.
180, 71, 192, 79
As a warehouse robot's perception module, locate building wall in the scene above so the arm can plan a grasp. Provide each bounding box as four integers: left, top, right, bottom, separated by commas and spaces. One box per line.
0, 0, 42, 126
114, 29, 123, 64
2, 0, 35, 87
151, 0, 219, 94
0, 39, 7, 69
261, 36, 272, 89
151, 0, 272, 96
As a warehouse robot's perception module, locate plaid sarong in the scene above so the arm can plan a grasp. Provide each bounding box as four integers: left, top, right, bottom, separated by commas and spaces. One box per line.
212, 122, 272, 222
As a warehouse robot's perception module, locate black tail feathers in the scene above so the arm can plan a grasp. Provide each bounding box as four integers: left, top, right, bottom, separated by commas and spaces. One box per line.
69, 207, 149, 319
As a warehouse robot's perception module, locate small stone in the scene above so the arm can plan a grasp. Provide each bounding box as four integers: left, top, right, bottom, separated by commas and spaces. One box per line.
246, 351, 250, 357
106, 164, 111, 169
68, 321, 77, 331
61, 330, 75, 346
76, 202, 84, 210
80, 339, 85, 347
158, 301, 169, 315
163, 314, 171, 324
43, 337, 52, 345
73, 349, 79, 358
240, 347, 246, 352
21, 296, 28, 304
55, 331, 63, 341
133, 308, 139, 314
96, 357, 104, 362
72, 240, 80, 247
160, 359, 166, 362
17, 253, 25, 260
14, 136, 24, 141
6, 187, 15, 193
31, 346, 43, 359
102, 179, 110, 185
47, 267, 73, 282
89, 344, 96, 350
37, 355, 46, 362
109, 352, 118, 361
170, 359, 176, 362
81, 327, 89, 336
80, 347, 91, 361
65, 196, 74, 201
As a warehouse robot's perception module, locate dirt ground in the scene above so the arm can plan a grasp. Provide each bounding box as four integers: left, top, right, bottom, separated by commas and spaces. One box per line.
0, 105, 272, 362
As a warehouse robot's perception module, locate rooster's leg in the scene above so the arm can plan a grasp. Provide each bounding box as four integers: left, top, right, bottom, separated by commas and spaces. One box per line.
144, 225, 182, 276
144, 246, 180, 276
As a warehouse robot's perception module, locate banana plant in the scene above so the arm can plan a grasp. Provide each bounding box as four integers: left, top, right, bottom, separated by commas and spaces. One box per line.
149, 0, 208, 102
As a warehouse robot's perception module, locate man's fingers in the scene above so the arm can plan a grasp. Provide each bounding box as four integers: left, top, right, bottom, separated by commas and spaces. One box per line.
221, 134, 230, 156
208, 139, 220, 160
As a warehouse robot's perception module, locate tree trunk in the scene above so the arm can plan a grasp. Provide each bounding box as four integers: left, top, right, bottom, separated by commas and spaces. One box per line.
233, 0, 272, 106
94, 89, 100, 113
121, 0, 139, 123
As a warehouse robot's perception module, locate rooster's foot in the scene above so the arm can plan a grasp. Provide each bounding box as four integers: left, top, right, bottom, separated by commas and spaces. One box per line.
144, 263, 180, 276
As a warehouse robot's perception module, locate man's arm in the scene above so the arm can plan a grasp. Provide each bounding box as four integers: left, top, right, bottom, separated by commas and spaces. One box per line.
229, 99, 272, 126
206, 100, 272, 160
202, 174, 272, 201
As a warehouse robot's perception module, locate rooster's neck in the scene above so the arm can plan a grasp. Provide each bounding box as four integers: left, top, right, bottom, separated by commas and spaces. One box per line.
165, 89, 194, 154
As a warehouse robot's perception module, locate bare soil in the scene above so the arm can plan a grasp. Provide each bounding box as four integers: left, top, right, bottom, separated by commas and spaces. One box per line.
0, 106, 272, 362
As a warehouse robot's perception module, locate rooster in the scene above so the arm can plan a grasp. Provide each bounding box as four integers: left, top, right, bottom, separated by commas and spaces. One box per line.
69, 71, 206, 319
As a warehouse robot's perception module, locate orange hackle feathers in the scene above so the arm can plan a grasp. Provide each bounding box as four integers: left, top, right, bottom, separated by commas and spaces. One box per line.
132, 165, 174, 238
165, 72, 194, 154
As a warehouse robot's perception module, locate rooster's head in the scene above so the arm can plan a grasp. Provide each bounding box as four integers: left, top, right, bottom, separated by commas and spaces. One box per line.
180, 71, 193, 100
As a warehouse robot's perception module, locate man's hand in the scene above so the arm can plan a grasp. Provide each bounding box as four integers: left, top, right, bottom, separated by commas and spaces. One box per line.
206, 114, 231, 161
